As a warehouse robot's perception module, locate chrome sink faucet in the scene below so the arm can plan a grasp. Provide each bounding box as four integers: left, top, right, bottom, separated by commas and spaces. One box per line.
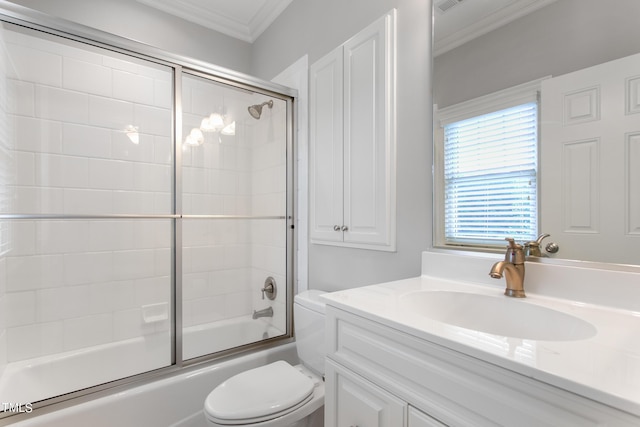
489, 237, 526, 298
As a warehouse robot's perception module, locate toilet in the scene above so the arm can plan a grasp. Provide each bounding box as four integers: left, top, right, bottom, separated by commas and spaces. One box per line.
204, 290, 326, 427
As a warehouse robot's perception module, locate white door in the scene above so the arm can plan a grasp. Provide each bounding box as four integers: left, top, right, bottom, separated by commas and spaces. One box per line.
541, 52, 640, 264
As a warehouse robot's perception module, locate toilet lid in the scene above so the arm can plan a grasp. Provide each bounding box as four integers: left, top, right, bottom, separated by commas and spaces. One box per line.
205, 361, 315, 423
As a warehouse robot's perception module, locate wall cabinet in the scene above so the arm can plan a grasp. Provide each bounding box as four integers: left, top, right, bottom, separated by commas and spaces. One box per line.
325, 306, 640, 427
309, 10, 396, 251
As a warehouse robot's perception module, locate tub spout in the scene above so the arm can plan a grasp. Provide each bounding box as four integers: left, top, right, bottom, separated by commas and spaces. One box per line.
252, 307, 273, 319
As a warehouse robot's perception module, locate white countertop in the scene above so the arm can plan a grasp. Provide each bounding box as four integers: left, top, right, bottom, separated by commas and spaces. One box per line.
322, 253, 640, 418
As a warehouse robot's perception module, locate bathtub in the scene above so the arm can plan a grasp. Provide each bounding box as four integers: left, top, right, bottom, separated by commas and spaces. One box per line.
183, 316, 285, 360
0, 332, 170, 405
1, 318, 294, 427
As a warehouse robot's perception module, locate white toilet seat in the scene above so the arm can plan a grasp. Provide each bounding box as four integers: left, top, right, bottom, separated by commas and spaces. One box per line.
204, 361, 318, 426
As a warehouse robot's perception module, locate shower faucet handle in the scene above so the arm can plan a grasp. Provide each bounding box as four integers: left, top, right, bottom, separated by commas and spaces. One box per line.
261, 277, 277, 300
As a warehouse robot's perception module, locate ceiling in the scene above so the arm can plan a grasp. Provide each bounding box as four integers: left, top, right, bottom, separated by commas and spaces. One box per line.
137, 0, 557, 53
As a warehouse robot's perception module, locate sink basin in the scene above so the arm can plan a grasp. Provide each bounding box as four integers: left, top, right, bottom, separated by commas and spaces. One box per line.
400, 291, 597, 341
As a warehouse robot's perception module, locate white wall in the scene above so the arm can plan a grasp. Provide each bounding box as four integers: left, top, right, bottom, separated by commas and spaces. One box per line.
252, 0, 433, 291
433, 0, 640, 108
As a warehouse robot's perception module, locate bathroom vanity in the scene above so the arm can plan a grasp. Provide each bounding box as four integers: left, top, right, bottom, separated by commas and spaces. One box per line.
322, 251, 640, 426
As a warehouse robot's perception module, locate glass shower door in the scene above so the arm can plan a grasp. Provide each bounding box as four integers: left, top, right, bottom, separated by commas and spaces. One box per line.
180, 72, 290, 360
0, 22, 174, 405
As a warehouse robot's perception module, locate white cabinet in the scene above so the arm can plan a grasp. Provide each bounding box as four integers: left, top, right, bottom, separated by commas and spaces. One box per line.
309, 10, 396, 251
325, 306, 640, 427
325, 359, 405, 427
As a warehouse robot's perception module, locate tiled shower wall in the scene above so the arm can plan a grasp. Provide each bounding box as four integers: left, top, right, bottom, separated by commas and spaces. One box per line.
248, 107, 288, 332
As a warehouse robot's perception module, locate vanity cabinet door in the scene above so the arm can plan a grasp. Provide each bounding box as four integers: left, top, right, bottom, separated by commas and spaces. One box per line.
325, 359, 406, 427
408, 407, 447, 427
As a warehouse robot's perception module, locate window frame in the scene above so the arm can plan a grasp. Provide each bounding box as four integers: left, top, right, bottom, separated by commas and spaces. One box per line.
433, 78, 548, 251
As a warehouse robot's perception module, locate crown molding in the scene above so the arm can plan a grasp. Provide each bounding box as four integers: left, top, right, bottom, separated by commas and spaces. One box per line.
434, 0, 559, 57
136, 0, 292, 43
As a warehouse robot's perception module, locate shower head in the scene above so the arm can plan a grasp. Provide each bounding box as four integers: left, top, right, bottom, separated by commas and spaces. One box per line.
248, 100, 273, 119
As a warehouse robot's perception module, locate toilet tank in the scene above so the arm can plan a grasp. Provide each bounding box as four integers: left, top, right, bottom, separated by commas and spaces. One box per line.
293, 290, 327, 376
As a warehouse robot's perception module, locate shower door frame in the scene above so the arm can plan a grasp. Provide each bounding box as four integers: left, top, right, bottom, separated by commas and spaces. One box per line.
0, 1, 296, 418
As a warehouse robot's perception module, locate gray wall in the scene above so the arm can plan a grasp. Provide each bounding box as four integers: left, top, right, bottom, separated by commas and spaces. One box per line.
434, 0, 640, 108
4, 0, 252, 73
252, 0, 433, 292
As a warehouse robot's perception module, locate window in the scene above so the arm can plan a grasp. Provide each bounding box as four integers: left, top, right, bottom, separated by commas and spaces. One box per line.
434, 79, 545, 249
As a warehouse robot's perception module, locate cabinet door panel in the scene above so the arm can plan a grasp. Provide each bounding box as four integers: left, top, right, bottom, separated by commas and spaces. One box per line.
343, 11, 396, 249
409, 407, 448, 427
325, 359, 405, 427
310, 48, 344, 243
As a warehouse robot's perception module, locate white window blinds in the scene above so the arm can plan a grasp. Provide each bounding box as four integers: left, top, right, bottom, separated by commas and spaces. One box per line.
443, 102, 538, 246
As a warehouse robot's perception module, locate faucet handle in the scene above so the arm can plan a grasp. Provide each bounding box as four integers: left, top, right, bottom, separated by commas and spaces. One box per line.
523, 233, 551, 257
261, 277, 277, 300
534, 233, 550, 244
504, 237, 524, 263
504, 237, 522, 249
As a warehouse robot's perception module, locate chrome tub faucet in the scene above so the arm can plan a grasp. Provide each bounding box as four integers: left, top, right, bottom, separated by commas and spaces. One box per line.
489, 237, 526, 298
252, 306, 274, 319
